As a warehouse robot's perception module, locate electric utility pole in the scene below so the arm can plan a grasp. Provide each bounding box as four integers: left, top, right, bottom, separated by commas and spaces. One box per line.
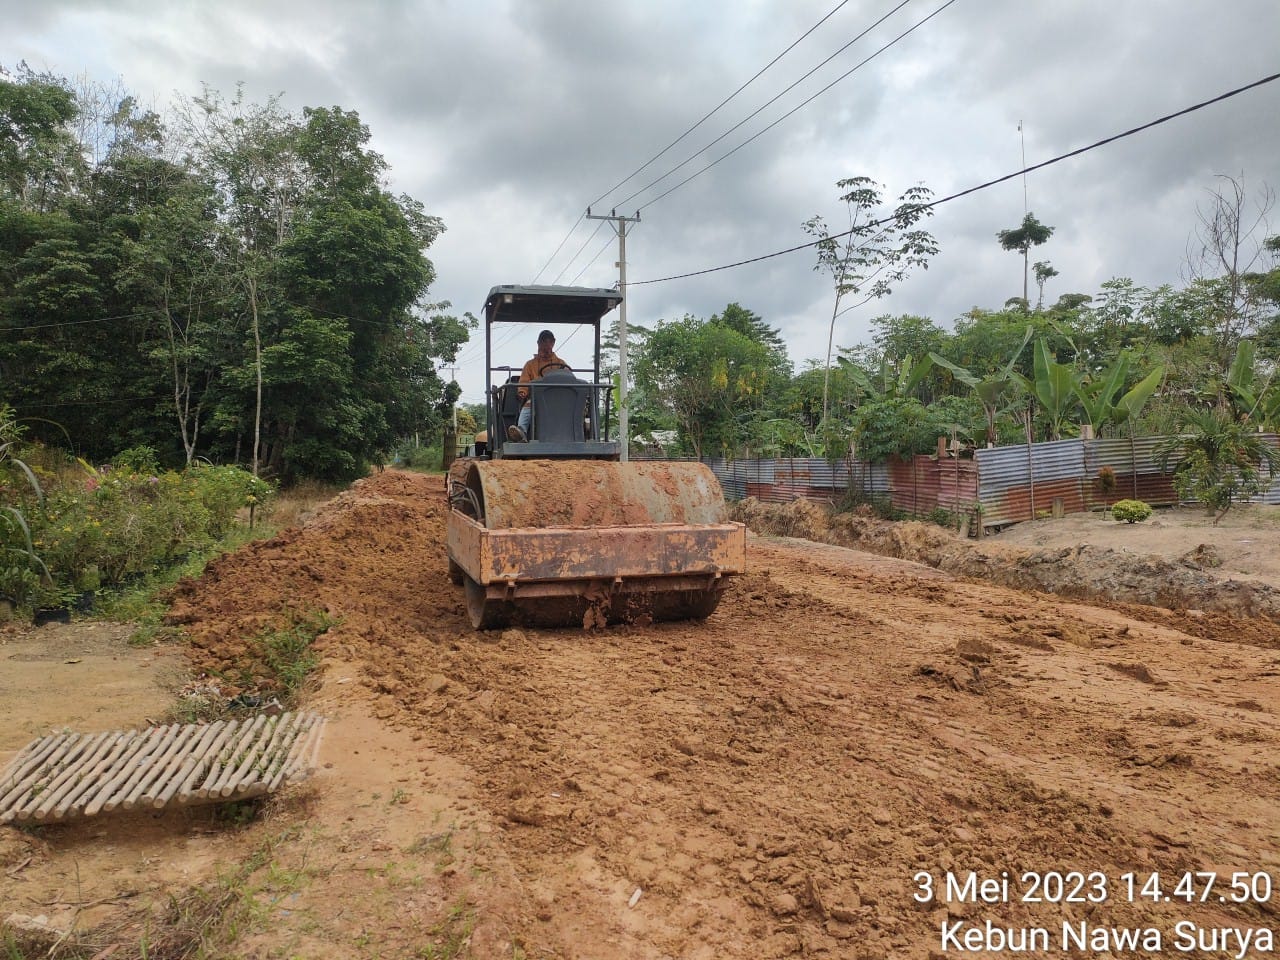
586, 207, 640, 462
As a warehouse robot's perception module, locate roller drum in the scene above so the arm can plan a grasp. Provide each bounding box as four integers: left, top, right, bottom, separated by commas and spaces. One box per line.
464, 459, 728, 529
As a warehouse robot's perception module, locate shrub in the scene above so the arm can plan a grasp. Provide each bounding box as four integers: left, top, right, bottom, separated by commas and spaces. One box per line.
113, 445, 161, 473
1111, 499, 1152, 524
1097, 465, 1117, 495
30, 464, 274, 593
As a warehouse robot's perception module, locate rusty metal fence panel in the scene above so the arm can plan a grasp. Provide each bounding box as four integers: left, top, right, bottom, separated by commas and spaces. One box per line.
633, 455, 888, 504
974, 439, 1086, 526
635, 434, 1280, 520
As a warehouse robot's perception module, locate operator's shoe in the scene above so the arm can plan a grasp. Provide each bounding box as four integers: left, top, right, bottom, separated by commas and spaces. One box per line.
507, 425, 527, 442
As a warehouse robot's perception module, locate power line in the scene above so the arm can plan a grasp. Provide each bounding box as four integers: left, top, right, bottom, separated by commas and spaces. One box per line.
631, 0, 956, 212
6, 295, 228, 332
551, 219, 608, 285
628, 70, 1280, 287
570, 236, 616, 285
532, 0, 871, 285
587, 0, 860, 211
530, 211, 585, 284
612, 0, 922, 212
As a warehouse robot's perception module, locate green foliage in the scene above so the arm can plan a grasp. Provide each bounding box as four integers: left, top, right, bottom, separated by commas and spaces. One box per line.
1156, 407, 1280, 523
0, 71, 460, 481
396, 442, 444, 471
113, 445, 161, 473
930, 325, 1033, 445
997, 211, 1054, 304
1224, 339, 1280, 427
1110, 499, 1152, 523
631, 308, 789, 458
803, 177, 939, 438
850, 396, 946, 462
0, 405, 48, 605
1021, 338, 1078, 440
255, 609, 335, 698
29, 463, 274, 595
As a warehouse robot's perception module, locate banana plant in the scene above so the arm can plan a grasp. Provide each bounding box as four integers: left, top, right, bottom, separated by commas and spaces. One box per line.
1225, 339, 1280, 427
1074, 353, 1163, 433
1111, 365, 1165, 427
929, 325, 1033, 445
1015, 338, 1078, 440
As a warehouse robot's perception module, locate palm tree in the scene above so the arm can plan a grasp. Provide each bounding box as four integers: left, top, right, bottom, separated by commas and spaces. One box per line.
1155, 407, 1280, 523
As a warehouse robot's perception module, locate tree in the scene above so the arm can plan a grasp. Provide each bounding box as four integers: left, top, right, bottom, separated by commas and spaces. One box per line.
0, 66, 82, 209
997, 212, 1054, 306
1223, 339, 1280, 428
711, 302, 788, 358
1032, 261, 1058, 310
1183, 175, 1276, 371
1074, 352, 1165, 436
0, 72, 458, 479
1156, 407, 1280, 523
1019, 339, 1078, 441
803, 177, 938, 441
631, 312, 782, 458
930, 325, 1033, 446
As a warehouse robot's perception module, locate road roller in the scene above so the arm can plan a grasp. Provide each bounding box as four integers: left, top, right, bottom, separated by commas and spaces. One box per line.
445, 285, 746, 630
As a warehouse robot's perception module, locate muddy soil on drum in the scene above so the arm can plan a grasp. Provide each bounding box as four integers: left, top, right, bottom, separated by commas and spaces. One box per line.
6, 469, 1279, 959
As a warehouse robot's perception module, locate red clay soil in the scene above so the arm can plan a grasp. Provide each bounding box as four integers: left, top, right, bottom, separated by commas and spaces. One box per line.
156, 470, 1280, 958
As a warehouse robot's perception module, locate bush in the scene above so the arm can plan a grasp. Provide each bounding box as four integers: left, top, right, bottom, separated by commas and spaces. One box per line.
1111, 499, 1152, 524
29, 464, 275, 595
396, 443, 443, 471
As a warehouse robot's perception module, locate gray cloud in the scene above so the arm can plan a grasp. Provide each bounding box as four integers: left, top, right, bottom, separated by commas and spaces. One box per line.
9, 0, 1280, 399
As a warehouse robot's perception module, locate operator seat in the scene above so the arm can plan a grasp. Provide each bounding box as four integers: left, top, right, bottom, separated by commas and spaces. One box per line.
532, 370, 591, 443
496, 375, 522, 439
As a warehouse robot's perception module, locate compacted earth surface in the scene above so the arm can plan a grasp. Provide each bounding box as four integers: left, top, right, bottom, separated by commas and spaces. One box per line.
2, 470, 1280, 959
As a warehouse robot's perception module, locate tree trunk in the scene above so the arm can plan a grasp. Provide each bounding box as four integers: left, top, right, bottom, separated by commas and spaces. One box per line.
248, 274, 263, 478
163, 287, 197, 466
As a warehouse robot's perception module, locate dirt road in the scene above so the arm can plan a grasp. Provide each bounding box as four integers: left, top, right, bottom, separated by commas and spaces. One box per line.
4, 469, 1280, 958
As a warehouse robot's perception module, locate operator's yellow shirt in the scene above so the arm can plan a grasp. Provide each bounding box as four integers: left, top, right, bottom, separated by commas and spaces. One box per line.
517, 351, 565, 401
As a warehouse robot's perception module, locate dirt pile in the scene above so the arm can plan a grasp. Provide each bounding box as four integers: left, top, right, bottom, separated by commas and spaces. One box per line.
733, 497, 1280, 631
6, 470, 1279, 959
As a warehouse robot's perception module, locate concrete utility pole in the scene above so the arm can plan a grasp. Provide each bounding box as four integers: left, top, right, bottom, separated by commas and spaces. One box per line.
586, 208, 640, 462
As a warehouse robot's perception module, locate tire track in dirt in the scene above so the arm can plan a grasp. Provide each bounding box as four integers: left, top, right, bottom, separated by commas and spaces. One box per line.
165, 472, 1280, 958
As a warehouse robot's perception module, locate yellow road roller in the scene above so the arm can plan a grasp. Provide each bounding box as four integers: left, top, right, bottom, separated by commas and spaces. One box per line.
445, 285, 745, 629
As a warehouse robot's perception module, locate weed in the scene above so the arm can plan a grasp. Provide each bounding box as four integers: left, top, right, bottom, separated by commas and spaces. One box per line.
417, 902, 476, 959
406, 831, 453, 856
216, 797, 266, 826
837, 488, 903, 520
255, 609, 336, 701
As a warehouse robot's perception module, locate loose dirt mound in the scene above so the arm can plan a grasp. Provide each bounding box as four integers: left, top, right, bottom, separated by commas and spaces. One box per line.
733, 497, 1280, 634
5, 471, 1279, 959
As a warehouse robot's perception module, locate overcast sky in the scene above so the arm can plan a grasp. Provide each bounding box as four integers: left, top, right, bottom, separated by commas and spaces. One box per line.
8, 0, 1279, 404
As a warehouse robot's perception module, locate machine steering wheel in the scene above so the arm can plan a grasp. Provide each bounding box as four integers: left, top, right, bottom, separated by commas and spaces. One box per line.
538, 360, 572, 376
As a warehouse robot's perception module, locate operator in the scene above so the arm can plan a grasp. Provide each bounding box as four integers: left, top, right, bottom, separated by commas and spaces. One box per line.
507, 329, 566, 442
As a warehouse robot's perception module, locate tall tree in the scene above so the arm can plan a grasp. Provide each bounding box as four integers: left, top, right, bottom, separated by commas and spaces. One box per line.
1183, 174, 1276, 371
997, 211, 1054, 306
803, 177, 938, 443
632, 312, 781, 458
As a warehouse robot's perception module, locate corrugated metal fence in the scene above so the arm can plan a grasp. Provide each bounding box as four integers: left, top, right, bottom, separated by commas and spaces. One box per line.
638, 432, 1280, 529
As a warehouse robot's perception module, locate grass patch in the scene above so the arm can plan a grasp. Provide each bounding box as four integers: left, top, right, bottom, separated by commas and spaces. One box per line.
256, 609, 336, 700
91, 482, 345, 647
418, 901, 476, 959
0, 826, 306, 960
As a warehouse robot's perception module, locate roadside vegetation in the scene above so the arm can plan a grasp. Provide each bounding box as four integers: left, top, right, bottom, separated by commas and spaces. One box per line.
3, 69, 1279, 531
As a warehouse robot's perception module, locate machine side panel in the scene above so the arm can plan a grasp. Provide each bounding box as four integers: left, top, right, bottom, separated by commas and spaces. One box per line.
446, 511, 491, 583
448, 514, 745, 586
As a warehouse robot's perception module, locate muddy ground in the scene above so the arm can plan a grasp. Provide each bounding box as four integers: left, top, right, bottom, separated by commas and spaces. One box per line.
2, 471, 1279, 958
